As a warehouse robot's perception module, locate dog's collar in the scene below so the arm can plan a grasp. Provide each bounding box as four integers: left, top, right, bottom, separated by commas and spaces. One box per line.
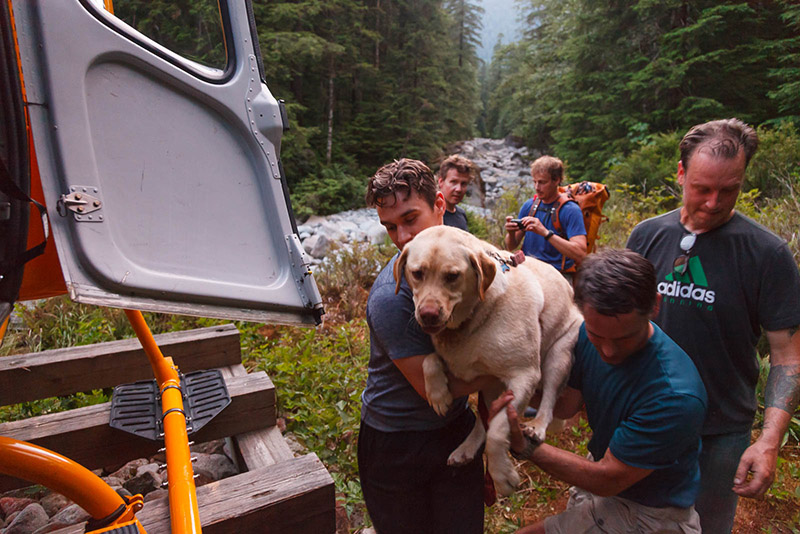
491, 251, 525, 273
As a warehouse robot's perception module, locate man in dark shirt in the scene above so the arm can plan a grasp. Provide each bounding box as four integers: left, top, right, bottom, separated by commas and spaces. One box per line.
627, 118, 800, 533
359, 158, 488, 534
492, 249, 706, 534
437, 154, 475, 231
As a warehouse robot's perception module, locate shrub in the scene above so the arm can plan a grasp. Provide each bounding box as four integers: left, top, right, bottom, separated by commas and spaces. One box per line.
605, 131, 681, 196
747, 122, 800, 199
313, 241, 396, 322
292, 164, 366, 220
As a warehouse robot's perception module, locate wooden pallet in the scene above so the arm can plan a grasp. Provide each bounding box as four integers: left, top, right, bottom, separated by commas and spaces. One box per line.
0, 324, 336, 533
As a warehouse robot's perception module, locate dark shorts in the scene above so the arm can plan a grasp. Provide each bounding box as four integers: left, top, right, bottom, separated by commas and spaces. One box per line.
357, 409, 484, 534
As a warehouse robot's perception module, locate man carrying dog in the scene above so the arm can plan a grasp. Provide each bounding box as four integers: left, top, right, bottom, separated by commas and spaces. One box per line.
627, 118, 800, 533
492, 249, 707, 534
504, 156, 586, 275
437, 154, 475, 231
358, 158, 487, 533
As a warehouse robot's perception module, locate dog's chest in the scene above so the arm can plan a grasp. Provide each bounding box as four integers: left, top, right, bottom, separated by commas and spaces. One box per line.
432, 320, 539, 381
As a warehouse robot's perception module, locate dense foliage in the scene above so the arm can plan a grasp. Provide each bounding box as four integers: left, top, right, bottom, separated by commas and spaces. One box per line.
484, 0, 800, 183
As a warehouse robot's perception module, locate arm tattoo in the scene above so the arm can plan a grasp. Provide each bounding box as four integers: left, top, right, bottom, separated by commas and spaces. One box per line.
765, 364, 800, 415
789, 325, 799, 338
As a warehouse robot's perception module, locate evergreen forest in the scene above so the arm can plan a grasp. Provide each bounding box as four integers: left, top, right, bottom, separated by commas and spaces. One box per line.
114, 0, 799, 215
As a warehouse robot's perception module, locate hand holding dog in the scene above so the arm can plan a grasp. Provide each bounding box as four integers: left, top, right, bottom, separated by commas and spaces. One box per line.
488, 390, 527, 455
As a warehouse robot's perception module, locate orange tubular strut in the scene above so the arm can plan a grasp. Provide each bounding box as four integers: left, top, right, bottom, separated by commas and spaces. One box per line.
0, 437, 143, 525
124, 309, 202, 533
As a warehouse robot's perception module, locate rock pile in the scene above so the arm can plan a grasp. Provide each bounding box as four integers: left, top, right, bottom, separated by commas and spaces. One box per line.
297, 137, 533, 262
0, 439, 238, 533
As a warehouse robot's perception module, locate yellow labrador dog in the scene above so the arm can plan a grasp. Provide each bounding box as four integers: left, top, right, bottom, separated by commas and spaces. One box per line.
394, 225, 582, 496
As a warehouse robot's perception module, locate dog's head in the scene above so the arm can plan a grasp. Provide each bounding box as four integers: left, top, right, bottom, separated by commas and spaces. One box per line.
393, 226, 496, 334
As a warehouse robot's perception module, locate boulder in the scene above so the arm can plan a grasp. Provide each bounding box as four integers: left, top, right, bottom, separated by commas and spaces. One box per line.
123, 470, 162, 496
47, 503, 90, 527
3, 503, 49, 534
192, 453, 238, 484
303, 234, 331, 258
0, 497, 36, 518
365, 223, 388, 245
108, 458, 149, 481
40, 493, 71, 518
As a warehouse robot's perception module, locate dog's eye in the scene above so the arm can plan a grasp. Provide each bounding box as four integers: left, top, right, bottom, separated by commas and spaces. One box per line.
444, 272, 460, 283
411, 270, 424, 280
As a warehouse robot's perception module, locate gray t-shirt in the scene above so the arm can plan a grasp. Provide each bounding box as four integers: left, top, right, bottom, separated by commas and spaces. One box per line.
627, 210, 800, 434
360, 254, 468, 432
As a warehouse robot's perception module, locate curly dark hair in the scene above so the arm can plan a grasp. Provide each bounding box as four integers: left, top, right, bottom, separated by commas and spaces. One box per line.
680, 118, 759, 171
365, 158, 438, 208
574, 249, 656, 316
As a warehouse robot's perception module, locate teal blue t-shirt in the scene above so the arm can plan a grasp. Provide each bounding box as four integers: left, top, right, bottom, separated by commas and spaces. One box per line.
568, 323, 707, 508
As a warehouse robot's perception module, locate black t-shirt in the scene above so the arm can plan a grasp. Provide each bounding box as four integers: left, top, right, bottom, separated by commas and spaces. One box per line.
443, 206, 469, 232
627, 209, 800, 434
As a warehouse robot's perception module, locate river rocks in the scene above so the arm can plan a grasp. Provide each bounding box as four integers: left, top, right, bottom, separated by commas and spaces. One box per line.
0, 438, 238, 533
451, 137, 534, 209
293, 138, 531, 264
39, 493, 71, 518
3, 503, 48, 534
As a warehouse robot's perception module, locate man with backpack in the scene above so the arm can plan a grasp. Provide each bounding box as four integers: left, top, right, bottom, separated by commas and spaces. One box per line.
505, 156, 587, 278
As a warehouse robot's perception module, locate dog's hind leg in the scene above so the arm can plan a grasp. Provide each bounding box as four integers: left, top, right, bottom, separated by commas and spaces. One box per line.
485, 371, 539, 496
527, 327, 578, 444
447, 414, 485, 466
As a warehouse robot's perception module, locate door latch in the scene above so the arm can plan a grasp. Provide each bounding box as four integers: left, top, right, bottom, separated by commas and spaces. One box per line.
57, 187, 103, 222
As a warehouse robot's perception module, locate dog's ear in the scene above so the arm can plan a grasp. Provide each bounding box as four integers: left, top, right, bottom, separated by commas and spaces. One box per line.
469, 250, 496, 301
393, 247, 409, 294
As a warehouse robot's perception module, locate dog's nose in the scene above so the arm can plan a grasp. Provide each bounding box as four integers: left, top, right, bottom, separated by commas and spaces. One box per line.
418, 305, 441, 326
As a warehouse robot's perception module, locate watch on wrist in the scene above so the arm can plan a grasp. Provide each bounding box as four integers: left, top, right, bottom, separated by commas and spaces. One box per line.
510, 435, 540, 461
544, 230, 555, 241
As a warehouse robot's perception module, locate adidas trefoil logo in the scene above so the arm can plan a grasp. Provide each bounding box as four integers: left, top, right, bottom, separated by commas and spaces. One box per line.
658, 256, 716, 306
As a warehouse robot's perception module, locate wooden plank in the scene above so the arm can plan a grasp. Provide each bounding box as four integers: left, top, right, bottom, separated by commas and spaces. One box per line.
0, 372, 276, 493
220, 364, 294, 470
51, 454, 336, 534
0, 324, 242, 406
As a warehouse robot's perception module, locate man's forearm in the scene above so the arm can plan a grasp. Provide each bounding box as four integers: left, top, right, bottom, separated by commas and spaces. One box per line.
762, 326, 800, 447
527, 444, 645, 497
547, 234, 586, 263
761, 362, 800, 446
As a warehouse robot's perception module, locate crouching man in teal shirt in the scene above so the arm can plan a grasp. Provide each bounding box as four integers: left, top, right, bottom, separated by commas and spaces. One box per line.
492, 248, 707, 534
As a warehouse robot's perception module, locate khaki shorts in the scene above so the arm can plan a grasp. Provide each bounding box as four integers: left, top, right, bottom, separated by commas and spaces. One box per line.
544, 486, 701, 534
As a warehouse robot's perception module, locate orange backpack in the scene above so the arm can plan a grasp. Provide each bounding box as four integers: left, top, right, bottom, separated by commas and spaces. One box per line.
528, 181, 610, 270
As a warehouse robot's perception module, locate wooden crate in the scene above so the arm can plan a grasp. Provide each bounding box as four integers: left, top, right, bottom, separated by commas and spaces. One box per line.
0, 324, 336, 533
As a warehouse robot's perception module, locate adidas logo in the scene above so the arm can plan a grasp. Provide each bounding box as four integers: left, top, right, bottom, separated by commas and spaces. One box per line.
657, 256, 716, 308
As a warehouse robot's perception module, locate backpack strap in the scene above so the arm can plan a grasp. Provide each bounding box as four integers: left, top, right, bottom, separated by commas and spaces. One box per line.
551, 192, 579, 272
0, 157, 49, 275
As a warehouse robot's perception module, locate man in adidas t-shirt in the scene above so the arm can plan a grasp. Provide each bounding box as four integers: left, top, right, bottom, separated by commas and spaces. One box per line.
504, 156, 586, 276
627, 118, 800, 534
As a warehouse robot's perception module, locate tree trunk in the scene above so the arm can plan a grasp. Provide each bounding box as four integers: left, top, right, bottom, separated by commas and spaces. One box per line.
326, 59, 335, 165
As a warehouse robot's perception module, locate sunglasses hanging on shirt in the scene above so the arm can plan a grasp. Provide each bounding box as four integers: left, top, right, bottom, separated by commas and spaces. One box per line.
673, 233, 697, 275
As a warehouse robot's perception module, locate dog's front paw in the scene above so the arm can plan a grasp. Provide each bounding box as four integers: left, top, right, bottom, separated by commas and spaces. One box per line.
522, 422, 546, 446
447, 447, 476, 466
427, 386, 453, 416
